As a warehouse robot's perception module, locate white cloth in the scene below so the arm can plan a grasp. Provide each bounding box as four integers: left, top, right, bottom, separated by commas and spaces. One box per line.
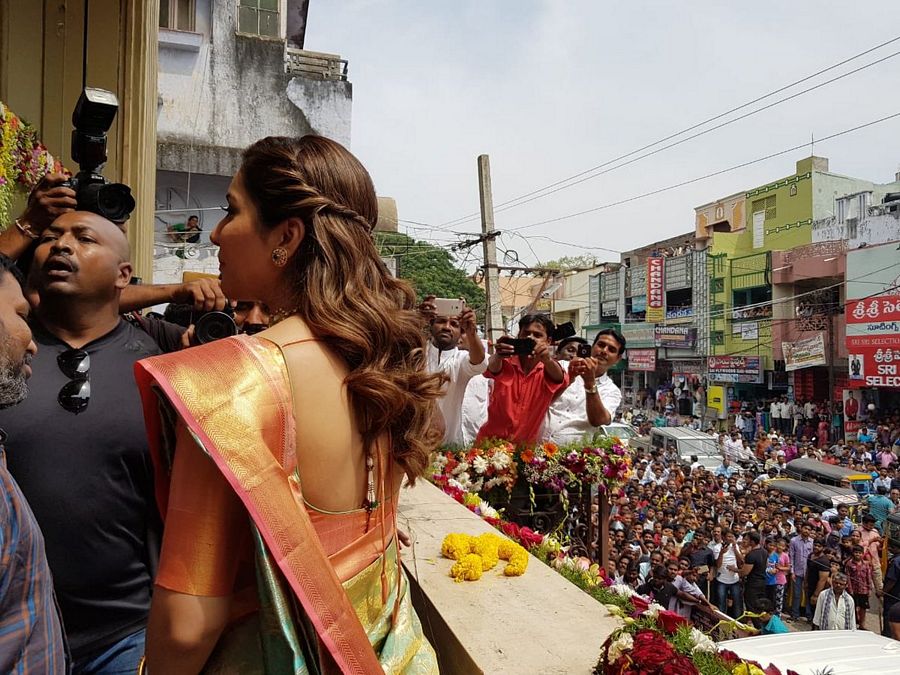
724, 437, 744, 462
770, 402, 781, 419
460, 375, 490, 447
426, 342, 487, 446
779, 401, 791, 418
541, 366, 622, 444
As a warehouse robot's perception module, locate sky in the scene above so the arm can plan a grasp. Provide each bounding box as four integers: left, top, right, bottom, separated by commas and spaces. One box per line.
305, 1, 900, 268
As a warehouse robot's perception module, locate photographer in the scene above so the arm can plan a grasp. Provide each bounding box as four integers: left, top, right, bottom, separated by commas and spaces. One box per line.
0, 211, 164, 673
425, 303, 487, 446
475, 314, 567, 445
542, 328, 624, 444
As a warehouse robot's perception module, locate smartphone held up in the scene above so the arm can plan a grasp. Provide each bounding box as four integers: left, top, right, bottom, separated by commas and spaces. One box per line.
432, 297, 466, 317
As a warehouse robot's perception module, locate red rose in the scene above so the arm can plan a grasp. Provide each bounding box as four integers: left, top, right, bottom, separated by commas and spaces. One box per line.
501, 522, 520, 539
631, 630, 676, 669
517, 526, 543, 547
659, 654, 700, 675
630, 595, 650, 613
656, 609, 689, 634
718, 649, 740, 665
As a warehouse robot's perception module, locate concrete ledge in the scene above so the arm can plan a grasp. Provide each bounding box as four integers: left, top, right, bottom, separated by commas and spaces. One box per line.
399, 481, 620, 675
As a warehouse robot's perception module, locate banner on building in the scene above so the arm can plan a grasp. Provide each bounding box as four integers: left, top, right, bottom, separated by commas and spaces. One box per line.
707, 355, 763, 383
628, 349, 657, 371
845, 243, 900, 388
622, 323, 656, 347
654, 326, 697, 348
783, 332, 827, 371
646, 257, 665, 322
740, 322, 758, 341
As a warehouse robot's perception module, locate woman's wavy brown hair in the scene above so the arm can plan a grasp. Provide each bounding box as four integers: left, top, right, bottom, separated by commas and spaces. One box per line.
240, 135, 445, 482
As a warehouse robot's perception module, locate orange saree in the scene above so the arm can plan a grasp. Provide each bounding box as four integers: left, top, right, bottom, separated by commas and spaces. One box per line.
134, 335, 438, 674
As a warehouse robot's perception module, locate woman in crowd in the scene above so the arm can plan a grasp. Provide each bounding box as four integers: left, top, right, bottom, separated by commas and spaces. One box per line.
135, 136, 443, 673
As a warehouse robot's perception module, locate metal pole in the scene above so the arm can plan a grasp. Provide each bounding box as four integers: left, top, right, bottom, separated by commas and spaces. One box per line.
478, 155, 504, 343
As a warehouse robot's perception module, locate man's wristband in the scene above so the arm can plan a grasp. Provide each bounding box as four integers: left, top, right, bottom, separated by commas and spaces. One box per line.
585, 384, 598, 394
14, 219, 39, 240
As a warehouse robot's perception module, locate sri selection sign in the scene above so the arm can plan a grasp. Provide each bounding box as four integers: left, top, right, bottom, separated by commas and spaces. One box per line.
707, 356, 763, 383
845, 243, 900, 389
646, 257, 665, 323
627, 349, 657, 371
783, 332, 827, 371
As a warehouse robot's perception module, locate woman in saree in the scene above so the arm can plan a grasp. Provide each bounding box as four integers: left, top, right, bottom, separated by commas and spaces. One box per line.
134, 135, 444, 674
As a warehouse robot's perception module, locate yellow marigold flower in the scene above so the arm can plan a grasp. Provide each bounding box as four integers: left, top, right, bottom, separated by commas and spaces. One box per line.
450, 553, 483, 582
732, 665, 766, 675
441, 533, 473, 561
497, 539, 528, 576
471, 533, 500, 571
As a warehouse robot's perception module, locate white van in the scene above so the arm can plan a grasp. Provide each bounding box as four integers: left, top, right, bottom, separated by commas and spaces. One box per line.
649, 427, 722, 470
718, 630, 900, 675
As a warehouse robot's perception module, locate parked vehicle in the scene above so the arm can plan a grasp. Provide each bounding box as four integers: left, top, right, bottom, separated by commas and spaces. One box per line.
599, 422, 649, 451
764, 477, 859, 511
784, 458, 873, 496
649, 427, 722, 470
718, 630, 900, 675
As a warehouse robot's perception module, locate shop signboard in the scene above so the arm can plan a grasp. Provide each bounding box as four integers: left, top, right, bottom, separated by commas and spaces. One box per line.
622, 323, 656, 348
845, 242, 900, 389
707, 355, 762, 383
654, 326, 697, 348
783, 332, 826, 371
646, 257, 665, 322
740, 322, 758, 341
628, 349, 656, 371
665, 306, 693, 320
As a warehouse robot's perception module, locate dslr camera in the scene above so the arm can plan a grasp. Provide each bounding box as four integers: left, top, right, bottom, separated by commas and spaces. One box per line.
61, 88, 136, 223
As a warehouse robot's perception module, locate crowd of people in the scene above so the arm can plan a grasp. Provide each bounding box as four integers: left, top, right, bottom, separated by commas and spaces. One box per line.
608, 411, 900, 639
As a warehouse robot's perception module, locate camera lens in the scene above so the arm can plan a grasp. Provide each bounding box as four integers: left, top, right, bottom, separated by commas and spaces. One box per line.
95, 183, 136, 222
195, 311, 238, 344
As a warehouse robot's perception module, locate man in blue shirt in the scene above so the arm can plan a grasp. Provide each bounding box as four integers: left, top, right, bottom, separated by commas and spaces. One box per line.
714, 457, 738, 479
866, 487, 894, 533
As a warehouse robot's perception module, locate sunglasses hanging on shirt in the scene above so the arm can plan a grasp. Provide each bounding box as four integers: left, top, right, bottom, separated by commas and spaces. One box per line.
57, 349, 91, 414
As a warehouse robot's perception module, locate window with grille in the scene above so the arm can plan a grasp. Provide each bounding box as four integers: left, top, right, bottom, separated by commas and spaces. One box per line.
159, 0, 195, 31
752, 195, 776, 220
238, 0, 280, 37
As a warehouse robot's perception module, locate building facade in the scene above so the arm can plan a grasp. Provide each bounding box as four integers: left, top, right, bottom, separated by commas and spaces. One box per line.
153, 0, 352, 283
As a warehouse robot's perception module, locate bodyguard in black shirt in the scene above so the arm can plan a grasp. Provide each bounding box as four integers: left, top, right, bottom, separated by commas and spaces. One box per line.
0, 212, 162, 673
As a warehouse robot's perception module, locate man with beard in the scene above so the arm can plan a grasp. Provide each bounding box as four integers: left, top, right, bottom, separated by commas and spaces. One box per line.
0, 212, 163, 673
542, 328, 624, 444
426, 304, 486, 446
0, 254, 65, 672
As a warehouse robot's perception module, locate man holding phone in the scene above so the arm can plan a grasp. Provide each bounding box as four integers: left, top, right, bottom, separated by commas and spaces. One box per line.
542, 328, 624, 444
475, 314, 567, 445
425, 298, 487, 446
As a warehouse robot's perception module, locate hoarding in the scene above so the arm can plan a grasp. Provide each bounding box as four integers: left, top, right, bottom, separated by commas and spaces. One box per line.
628, 349, 657, 372
707, 356, 763, 383
646, 257, 665, 323
783, 333, 826, 371
654, 326, 697, 348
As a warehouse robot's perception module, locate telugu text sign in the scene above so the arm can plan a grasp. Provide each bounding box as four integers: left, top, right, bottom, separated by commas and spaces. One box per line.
783, 333, 826, 372
707, 356, 763, 383
627, 349, 657, 372
645, 257, 665, 323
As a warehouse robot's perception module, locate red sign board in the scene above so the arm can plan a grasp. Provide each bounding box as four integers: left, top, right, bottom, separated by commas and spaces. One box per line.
628, 349, 657, 371
646, 257, 665, 322
846, 292, 900, 388
846, 295, 900, 324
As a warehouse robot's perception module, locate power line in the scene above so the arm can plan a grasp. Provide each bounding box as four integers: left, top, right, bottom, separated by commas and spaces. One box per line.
505, 110, 900, 233
439, 34, 900, 228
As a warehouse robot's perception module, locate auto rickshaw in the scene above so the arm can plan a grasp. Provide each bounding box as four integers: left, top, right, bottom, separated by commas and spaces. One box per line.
764, 477, 860, 512
784, 458, 873, 496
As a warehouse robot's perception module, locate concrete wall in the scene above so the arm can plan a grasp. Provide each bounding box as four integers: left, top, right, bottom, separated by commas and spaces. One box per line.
156, 0, 352, 178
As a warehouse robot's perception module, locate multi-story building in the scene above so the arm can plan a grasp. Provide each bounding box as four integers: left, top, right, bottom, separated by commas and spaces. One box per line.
154, 0, 353, 283
702, 156, 900, 410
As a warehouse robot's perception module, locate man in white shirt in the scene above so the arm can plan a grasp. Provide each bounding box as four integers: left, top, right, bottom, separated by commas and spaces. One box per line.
724, 431, 744, 463
778, 398, 792, 434
426, 305, 487, 446
542, 329, 624, 444
813, 572, 857, 630
770, 399, 781, 434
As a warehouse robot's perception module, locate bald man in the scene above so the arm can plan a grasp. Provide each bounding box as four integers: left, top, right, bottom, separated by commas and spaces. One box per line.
0, 211, 163, 673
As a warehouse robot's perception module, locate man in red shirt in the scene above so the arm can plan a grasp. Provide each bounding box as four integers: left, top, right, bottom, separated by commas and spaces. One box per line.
476, 314, 567, 445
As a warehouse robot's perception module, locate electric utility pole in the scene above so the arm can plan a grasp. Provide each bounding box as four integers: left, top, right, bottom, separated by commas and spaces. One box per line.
478, 154, 504, 343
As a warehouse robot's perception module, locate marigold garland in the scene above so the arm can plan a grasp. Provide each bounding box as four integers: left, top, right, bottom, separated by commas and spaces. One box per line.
441, 532, 528, 582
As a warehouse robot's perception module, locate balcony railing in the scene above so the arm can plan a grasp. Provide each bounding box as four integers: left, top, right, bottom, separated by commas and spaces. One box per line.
284, 47, 348, 81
